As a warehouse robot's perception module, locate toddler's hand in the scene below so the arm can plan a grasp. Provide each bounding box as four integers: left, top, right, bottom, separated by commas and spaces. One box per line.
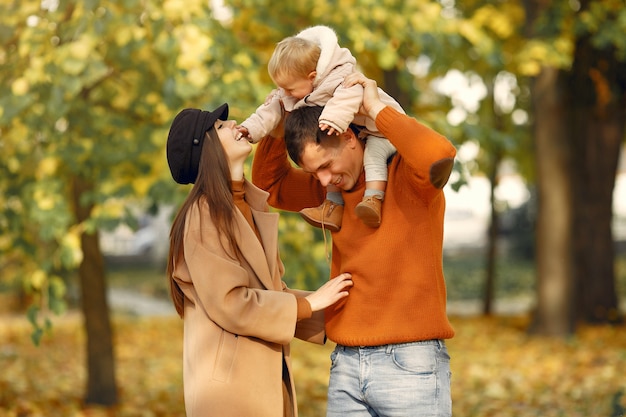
264, 89, 279, 106
319, 123, 339, 136
235, 125, 250, 141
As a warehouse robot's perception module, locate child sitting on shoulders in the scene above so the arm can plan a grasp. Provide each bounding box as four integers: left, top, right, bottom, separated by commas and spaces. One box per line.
237, 25, 405, 230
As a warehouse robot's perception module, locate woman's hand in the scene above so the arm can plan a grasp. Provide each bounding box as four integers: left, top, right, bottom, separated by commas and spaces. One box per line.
305, 273, 353, 311
343, 72, 386, 120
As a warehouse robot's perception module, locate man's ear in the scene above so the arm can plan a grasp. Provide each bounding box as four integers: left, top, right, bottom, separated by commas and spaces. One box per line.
342, 129, 358, 149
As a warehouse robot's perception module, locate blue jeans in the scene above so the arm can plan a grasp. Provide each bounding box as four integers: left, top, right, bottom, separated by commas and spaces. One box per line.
326, 340, 452, 417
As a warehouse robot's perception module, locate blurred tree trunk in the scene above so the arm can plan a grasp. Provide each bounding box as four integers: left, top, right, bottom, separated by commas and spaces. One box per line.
525, 0, 626, 334
483, 149, 502, 316
530, 67, 577, 336
568, 34, 625, 324
383, 67, 412, 111
482, 80, 506, 316
71, 176, 118, 405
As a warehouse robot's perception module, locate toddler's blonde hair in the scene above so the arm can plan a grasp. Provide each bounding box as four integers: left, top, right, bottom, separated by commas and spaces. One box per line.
268, 36, 321, 84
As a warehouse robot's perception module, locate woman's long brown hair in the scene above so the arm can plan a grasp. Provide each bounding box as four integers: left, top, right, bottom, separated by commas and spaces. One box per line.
166, 128, 241, 317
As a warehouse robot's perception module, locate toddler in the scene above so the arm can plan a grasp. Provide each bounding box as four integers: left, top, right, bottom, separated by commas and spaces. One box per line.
237, 25, 405, 230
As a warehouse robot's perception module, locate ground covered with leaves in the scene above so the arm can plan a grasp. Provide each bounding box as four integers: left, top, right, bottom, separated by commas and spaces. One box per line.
1, 313, 625, 417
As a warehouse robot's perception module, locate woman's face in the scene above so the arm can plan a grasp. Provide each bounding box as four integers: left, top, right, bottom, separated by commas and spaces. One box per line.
215, 119, 252, 164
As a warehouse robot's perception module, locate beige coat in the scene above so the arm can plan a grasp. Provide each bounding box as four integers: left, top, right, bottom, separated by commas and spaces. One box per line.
171, 180, 325, 417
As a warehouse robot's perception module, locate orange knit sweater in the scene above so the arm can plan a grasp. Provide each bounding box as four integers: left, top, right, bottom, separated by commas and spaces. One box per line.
252, 107, 456, 346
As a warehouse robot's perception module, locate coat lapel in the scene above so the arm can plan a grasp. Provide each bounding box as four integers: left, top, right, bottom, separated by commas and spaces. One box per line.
233, 180, 280, 291
252, 209, 279, 280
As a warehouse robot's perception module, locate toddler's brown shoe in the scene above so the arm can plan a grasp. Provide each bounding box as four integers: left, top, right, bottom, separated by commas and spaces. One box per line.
355, 195, 383, 228
299, 200, 343, 232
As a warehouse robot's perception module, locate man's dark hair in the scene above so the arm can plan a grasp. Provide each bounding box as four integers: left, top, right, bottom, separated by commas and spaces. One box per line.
285, 105, 360, 166
285, 106, 324, 165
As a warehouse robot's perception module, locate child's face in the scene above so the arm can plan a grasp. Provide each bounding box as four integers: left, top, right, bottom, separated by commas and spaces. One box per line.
277, 71, 315, 100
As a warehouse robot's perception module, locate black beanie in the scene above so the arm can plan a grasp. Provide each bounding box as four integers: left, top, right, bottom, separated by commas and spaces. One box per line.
166, 103, 229, 184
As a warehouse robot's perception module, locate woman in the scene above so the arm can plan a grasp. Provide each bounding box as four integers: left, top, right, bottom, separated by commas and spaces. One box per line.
165, 104, 352, 417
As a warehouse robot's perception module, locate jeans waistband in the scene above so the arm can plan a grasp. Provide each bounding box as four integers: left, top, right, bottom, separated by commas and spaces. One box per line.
338, 339, 444, 352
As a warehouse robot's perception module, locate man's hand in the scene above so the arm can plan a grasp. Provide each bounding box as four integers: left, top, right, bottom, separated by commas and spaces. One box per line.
343, 72, 386, 120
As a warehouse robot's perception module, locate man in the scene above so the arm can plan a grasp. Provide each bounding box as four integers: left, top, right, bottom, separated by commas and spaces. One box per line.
252, 72, 456, 417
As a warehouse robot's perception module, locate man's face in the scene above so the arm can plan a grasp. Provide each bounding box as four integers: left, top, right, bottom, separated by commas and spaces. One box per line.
299, 131, 363, 191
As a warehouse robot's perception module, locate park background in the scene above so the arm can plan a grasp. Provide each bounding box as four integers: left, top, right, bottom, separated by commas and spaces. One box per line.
1, 0, 626, 416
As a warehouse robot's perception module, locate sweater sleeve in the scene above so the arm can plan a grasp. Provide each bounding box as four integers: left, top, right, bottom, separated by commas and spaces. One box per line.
318, 83, 364, 134
283, 285, 325, 344
251, 133, 326, 212
240, 91, 284, 143
296, 297, 312, 320
375, 107, 456, 193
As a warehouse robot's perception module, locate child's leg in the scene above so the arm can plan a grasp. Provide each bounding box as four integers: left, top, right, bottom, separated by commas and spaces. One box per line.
299, 184, 344, 232
326, 184, 344, 205
363, 135, 396, 195
356, 136, 396, 227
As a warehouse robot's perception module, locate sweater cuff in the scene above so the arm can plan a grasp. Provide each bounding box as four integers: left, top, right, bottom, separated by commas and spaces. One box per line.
296, 297, 312, 320
374, 106, 402, 133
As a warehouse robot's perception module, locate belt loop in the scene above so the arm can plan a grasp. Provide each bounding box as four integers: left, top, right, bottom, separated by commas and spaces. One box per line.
385, 344, 393, 354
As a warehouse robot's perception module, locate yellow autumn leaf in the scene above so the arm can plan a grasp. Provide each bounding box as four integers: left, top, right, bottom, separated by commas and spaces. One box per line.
233, 52, 253, 68
7, 156, 20, 173
24, 55, 49, 84
145, 92, 160, 105
34, 188, 55, 210
377, 47, 398, 70
60, 226, 84, 265
175, 26, 213, 70
163, 0, 204, 21
132, 177, 152, 196
37, 157, 59, 179
0, 234, 11, 251
92, 199, 126, 219
187, 66, 210, 88
66, 224, 83, 247
69, 35, 95, 60
111, 89, 133, 109
30, 269, 47, 290
458, 19, 482, 47
11, 77, 30, 95
114, 26, 133, 46
222, 70, 243, 85
60, 57, 86, 76
152, 102, 170, 124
